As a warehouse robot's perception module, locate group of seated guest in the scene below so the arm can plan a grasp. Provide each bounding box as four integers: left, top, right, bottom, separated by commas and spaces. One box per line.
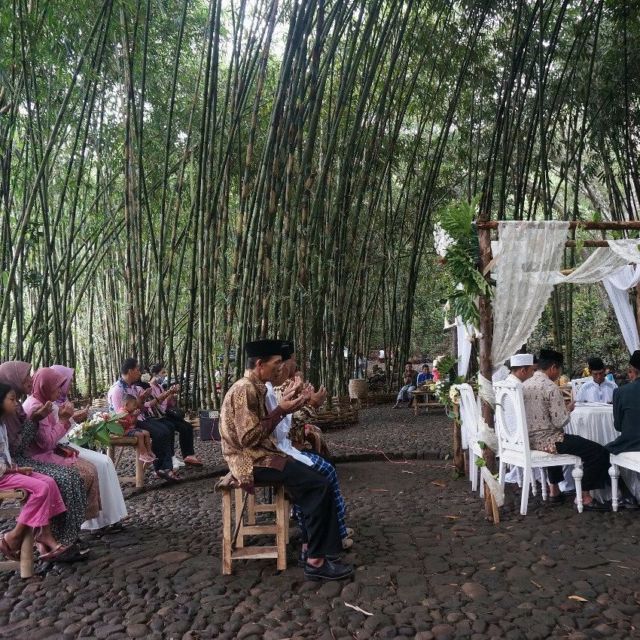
107, 358, 202, 481
266, 342, 354, 557
220, 339, 354, 581
504, 348, 640, 511
0, 361, 128, 563
394, 363, 433, 408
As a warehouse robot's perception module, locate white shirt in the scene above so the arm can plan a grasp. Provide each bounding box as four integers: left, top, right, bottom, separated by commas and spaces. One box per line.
576, 378, 617, 404
505, 373, 523, 386
264, 382, 313, 467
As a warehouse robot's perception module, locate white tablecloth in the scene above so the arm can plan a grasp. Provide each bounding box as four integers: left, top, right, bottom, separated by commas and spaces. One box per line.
562, 404, 640, 499
567, 404, 617, 444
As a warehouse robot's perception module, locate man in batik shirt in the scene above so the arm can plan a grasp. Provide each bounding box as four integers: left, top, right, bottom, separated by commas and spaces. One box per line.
522, 348, 611, 511
220, 339, 353, 581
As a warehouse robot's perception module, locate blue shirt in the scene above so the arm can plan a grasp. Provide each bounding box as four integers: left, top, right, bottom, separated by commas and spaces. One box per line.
416, 372, 433, 385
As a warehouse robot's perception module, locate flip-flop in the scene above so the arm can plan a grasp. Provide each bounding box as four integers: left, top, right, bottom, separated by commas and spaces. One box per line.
0, 535, 20, 561
40, 543, 73, 561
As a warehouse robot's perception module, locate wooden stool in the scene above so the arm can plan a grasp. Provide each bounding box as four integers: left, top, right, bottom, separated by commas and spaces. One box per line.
215, 472, 289, 575
108, 437, 145, 488
0, 489, 34, 578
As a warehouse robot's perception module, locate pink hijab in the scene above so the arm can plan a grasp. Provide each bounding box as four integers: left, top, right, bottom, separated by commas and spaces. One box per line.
30, 368, 66, 407
51, 365, 74, 404
0, 361, 32, 446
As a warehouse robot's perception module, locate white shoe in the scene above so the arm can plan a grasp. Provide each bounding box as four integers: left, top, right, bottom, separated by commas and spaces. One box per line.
172, 456, 185, 469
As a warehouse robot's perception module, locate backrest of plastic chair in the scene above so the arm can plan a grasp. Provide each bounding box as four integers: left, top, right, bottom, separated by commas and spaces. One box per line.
570, 377, 591, 399
457, 384, 479, 432
494, 380, 530, 459
456, 383, 479, 448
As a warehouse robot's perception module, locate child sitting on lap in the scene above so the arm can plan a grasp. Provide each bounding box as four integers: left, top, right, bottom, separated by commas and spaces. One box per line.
118, 395, 156, 465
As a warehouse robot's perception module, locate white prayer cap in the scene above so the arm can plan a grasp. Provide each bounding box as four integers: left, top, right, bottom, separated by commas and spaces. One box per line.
510, 353, 533, 367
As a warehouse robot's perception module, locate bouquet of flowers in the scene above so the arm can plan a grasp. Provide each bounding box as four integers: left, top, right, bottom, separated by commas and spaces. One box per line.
68, 412, 125, 450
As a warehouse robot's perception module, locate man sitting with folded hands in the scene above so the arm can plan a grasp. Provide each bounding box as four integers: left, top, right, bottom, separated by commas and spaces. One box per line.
219, 339, 353, 581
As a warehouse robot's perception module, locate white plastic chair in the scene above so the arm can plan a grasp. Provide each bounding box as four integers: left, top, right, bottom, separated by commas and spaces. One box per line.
609, 452, 640, 511
456, 383, 484, 497
494, 380, 584, 515
570, 377, 591, 401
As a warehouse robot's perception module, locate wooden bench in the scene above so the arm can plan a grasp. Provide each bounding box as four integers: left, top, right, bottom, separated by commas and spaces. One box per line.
412, 388, 442, 415
107, 437, 145, 488
0, 489, 34, 578
215, 472, 289, 575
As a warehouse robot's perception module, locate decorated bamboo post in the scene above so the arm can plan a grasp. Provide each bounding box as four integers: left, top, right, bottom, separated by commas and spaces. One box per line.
476, 220, 497, 473
451, 393, 465, 476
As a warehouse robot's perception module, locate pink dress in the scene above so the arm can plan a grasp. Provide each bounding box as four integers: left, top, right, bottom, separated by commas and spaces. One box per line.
22, 397, 101, 520
0, 423, 66, 528
22, 399, 74, 466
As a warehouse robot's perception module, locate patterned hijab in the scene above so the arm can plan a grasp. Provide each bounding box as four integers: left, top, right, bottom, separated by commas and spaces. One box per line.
0, 361, 32, 447
51, 365, 74, 403
31, 367, 66, 406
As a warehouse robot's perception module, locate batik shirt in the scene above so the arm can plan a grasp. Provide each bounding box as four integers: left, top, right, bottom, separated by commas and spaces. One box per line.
522, 371, 569, 453
219, 372, 286, 487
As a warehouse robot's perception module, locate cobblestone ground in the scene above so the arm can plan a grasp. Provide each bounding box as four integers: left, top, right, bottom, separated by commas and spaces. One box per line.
2, 406, 640, 639
103, 404, 452, 496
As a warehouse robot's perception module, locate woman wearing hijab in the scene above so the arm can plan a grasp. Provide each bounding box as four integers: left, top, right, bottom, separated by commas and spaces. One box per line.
0, 361, 87, 550
22, 368, 101, 523
51, 365, 127, 532
0, 382, 72, 561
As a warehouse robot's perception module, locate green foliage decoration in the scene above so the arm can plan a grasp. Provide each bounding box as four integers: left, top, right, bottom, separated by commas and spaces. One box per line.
68, 413, 124, 450
435, 196, 491, 325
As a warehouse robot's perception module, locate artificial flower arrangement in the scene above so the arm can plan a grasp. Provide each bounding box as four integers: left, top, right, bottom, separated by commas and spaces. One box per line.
430, 354, 464, 416
68, 412, 125, 450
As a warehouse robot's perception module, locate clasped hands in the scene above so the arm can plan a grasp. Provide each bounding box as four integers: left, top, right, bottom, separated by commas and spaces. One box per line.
277, 380, 328, 414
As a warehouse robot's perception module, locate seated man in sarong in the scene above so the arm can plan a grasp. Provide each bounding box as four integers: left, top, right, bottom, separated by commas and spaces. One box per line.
220, 339, 353, 581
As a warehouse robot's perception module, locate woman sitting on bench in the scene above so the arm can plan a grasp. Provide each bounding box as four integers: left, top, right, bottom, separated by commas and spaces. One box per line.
0, 361, 88, 552
23, 368, 101, 524
0, 383, 71, 561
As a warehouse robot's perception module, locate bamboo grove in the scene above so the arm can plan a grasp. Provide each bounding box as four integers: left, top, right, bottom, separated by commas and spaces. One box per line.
0, 0, 638, 405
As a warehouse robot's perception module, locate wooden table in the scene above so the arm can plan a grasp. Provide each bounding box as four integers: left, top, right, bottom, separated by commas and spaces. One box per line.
412, 388, 441, 415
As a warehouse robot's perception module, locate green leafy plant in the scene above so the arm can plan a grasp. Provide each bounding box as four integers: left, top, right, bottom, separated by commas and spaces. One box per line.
68, 413, 124, 450
435, 196, 491, 325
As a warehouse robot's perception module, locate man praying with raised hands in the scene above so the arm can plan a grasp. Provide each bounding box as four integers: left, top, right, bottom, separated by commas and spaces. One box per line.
219, 339, 354, 581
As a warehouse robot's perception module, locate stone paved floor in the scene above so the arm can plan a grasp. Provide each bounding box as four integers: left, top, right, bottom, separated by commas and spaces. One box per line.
2, 407, 640, 639
110, 404, 452, 495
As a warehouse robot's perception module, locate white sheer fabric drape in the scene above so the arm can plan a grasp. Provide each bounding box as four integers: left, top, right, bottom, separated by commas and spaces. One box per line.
547, 248, 629, 285
603, 272, 640, 353
545, 240, 640, 353
492, 221, 569, 364
456, 316, 474, 378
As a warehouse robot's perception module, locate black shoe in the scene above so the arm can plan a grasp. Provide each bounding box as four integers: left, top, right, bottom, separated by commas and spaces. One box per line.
582, 501, 611, 512
546, 494, 565, 505
618, 497, 640, 510
304, 559, 354, 581
298, 550, 342, 568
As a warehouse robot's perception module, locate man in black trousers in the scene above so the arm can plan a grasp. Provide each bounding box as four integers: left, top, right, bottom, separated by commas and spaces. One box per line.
219, 339, 353, 581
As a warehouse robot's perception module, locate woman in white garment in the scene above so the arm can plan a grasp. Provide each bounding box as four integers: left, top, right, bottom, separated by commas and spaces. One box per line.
51, 365, 128, 533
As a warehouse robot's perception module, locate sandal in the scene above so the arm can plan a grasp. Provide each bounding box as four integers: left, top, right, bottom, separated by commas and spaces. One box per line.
40, 543, 73, 561
183, 456, 203, 467
168, 470, 182, 482
0, 534, 20, 561
155, 469, 178, 482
